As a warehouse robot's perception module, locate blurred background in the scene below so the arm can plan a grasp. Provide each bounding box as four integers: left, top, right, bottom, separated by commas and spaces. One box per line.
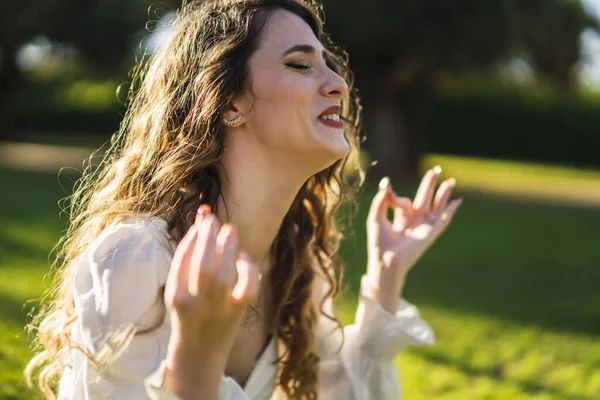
1, 0, 600, 399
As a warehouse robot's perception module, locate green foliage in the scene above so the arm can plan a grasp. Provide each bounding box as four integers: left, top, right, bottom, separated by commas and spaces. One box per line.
2, 0, 183, 79
427, 82, 600, 167
12, 75, 600, 168
70, 0, 179, 68
324, 0, 516, 74
6, 0, 596, 80
12, 79, 125, 135
0, 0, 84, 45
519, 0, 597, 85
1, 161, 598, 399
322, 0, 597, 84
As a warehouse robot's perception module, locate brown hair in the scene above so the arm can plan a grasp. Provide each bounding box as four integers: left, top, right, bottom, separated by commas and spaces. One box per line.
25, 0, 364, 398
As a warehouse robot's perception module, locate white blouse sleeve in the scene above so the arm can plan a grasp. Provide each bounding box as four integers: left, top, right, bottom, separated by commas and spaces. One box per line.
314, 274, 435, 400
61, 219, 176, 400
62, 219, 251, 400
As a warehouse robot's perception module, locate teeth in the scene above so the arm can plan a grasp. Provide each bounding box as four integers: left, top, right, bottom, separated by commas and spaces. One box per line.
320, 113, 340, 121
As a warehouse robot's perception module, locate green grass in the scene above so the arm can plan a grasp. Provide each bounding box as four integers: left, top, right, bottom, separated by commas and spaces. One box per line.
421, 154, 600, 207
1, 164, 599, 399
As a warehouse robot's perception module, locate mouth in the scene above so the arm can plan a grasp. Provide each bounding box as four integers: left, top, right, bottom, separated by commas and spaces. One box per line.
318, 105, 343, 129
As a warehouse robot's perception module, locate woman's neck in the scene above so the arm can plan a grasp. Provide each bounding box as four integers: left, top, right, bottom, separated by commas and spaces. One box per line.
216, 138, 312, 277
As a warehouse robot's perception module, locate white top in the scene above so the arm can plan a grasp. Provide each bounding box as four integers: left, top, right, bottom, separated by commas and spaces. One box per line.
58, 218, 435, 400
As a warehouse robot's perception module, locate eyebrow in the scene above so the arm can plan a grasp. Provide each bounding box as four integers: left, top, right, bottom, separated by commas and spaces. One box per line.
282, 44, 326, 59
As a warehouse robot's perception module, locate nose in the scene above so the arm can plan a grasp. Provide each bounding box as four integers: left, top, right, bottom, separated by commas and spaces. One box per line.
320, 69, 348, 98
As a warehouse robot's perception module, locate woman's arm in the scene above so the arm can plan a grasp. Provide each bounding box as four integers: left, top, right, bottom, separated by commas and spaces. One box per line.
312, 169, 458, 398
313, 271, 434, 400
161, 337, 225, 400
65, 218, 253, 400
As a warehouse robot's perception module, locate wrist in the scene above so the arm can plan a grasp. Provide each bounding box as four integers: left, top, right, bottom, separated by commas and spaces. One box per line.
163, 335, 226, 400
166, 331, 228, 369
361, 274, 403, 314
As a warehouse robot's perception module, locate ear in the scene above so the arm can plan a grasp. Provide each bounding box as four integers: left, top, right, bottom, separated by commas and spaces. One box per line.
222, 95, 248, 128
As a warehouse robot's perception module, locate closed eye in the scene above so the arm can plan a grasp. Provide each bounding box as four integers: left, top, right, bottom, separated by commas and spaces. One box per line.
282, 45, 342, 74
286, 63, 312, 71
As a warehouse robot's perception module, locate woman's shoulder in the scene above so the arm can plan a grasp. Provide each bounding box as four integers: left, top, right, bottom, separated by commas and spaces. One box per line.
74, 217, 176, 291
72, 217, 175, 345
90, 217, 175, 260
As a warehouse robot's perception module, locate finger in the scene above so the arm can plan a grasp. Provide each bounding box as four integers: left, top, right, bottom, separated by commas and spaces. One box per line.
431, 198, 463, 238
215, 224, 238, 288
413, 166, 442, 216
440, 198, 463, 223
392, 195, 413, 231
189, 214, 219, 295
195, 204, 211, 224
232, 252, 259, 304
367, 177, 394, 224
431, 178, 456, 218
167, 225, 198, 295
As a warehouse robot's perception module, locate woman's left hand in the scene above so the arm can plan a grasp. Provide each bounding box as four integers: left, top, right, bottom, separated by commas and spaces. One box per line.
363, 166, 462, 313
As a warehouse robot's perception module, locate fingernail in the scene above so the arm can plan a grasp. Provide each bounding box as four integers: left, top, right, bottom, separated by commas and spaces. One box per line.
196, 205, 211, 221
379, 176, 390, 190
433, 165, 442, 175
197, 204, 211, 215
448, 177, 456, 186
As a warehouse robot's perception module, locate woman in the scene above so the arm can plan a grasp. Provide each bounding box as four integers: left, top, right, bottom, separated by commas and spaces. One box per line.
26, 0, 461, 399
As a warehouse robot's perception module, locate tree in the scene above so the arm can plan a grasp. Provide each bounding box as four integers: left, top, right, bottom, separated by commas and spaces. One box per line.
3, 0, 597, 166
322, 0, 598, 181
0, 0, 97, 139
520, 0, 600, 87
0, 0, 180, 139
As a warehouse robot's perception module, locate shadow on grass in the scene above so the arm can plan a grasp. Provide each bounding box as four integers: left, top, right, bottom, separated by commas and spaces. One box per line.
0, 290, 38, 334
2, 168, 600, 339
339, 186, 600, 338
418, 350, 592, 400
0, 166, 76, 225
0, 231, 53, 265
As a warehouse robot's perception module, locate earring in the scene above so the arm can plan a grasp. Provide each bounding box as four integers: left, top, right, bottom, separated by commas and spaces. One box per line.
223, 115, 242, 126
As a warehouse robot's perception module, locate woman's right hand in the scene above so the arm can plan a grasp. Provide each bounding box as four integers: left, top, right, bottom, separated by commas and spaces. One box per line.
162, 205, 260, 398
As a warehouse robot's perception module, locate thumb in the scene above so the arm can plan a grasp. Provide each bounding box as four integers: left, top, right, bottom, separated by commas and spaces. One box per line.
367, 177, 394, 224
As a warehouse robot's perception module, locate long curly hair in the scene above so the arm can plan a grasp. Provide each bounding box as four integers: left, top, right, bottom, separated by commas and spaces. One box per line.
25, 0, 364, 398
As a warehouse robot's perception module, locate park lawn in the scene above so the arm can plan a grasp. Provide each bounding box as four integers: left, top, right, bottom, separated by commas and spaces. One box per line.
422, 153, 600, 207
1, 164, 599, 400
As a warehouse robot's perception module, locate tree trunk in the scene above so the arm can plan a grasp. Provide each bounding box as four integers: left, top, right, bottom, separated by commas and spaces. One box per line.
357, 71, 433, 185
395, 77, 435, 182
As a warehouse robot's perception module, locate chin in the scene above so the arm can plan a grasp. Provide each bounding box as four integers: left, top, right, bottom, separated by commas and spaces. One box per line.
326, 131, 350, 156
331, 140, 351, 160
314, 122, 349, 154
315, 136, 350, 170
300, 125, 350, 170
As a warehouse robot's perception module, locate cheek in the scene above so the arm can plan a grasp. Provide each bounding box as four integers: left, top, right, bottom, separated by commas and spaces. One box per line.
283, 77, 315, 112
254, 73, 314, 117
249, 73, 318, 147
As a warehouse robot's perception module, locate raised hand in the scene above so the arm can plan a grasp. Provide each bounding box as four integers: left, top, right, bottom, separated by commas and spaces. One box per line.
162, 205, 260, 398
363, 166, 462, 312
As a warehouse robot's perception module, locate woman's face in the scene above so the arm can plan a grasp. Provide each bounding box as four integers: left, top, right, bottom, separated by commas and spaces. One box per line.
234, 8, 350, 170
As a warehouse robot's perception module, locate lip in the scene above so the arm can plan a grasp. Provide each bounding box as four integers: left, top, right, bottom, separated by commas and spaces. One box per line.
317, 105, 343, 129
318, 105, 341, 117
